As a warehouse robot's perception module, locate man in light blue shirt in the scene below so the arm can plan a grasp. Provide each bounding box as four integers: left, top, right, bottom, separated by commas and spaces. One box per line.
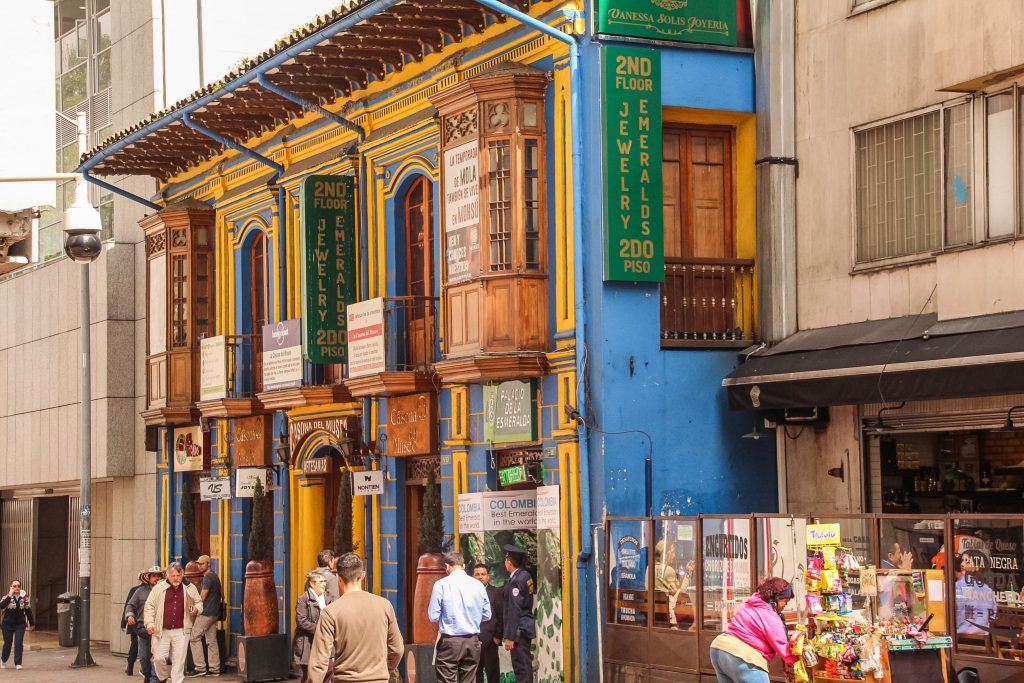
429, 551, 492, 683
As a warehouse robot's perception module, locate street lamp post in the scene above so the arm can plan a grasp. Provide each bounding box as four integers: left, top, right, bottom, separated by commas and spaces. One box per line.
63, 111, 102, 669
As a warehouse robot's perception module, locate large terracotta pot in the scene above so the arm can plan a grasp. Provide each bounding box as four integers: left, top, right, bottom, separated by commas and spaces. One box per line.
411, 553, 445, 644
184, 560, 203, 587
243, 559, 278, 636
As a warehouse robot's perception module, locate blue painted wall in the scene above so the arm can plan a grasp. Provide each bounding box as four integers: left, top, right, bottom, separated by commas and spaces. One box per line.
574, 35, 776, 680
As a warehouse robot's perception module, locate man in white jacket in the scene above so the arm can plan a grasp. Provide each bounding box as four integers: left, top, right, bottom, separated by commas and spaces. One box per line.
144, 562, 202, 683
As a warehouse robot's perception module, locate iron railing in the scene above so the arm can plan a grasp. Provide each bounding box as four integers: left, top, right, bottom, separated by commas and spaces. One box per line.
223, 334, 260, 397
660, 257, 755, 347
383, 295, 439, 372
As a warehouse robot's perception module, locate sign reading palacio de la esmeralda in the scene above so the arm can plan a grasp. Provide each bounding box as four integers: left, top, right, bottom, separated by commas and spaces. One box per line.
598, 0, 738, 46
301, 174, 357, 364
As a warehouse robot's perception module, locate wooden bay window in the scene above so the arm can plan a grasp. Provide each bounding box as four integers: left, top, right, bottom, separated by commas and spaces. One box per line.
140, 202, 214, 424
432, 66, 550, 362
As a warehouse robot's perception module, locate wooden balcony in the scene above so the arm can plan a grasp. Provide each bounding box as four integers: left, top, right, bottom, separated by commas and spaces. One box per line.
141, 349, 200, 426
345, 296, 439, 398
660, 257, 756, 349
257, 362, 353, 410
197, 335, 265, 418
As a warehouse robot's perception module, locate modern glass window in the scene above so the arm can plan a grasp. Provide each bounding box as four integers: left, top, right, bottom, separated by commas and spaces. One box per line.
653, 519, 697, 629
701, 517, 752, 631
986, 93, 1015, 238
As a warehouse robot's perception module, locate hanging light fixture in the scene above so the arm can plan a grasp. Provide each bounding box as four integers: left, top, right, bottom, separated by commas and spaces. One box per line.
994, 406, 1024, 432
741, 419, 769, 441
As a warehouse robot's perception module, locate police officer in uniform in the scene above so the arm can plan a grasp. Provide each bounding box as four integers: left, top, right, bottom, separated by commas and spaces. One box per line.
501, 544, 535, 683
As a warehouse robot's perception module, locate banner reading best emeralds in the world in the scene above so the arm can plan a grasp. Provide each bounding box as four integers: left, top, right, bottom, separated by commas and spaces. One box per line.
300, 175, 357, 364
598, 0, 738, 47
603, 45, 664, 282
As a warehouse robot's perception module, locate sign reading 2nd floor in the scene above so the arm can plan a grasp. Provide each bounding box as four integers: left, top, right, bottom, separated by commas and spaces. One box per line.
301, 174, 357, 364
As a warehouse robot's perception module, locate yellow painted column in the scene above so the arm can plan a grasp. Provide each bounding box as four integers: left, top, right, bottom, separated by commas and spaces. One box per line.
289, 467, 301, 633
296, 473, 326, 586
559, 441, 580, 683
452, 451, 468, 551
349, 466, 367, 555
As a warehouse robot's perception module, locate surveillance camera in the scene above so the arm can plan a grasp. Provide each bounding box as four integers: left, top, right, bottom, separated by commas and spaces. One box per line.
64, 230, 102, 263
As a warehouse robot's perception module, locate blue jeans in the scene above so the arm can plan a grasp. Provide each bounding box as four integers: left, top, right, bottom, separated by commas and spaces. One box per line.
710, 647, 770, 683
1, 624, 25, 666
137, 634, 157, 683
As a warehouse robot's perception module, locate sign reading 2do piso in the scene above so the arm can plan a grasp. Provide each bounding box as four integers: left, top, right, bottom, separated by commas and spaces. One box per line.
603, 45, 663, 282
301, 175, 357, 364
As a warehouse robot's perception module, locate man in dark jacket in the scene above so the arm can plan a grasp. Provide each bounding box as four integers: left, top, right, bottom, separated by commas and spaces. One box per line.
126, 566, 165, 683
501, 545, 536, 683
472, 564, 504, 683
122, 570, 148, 676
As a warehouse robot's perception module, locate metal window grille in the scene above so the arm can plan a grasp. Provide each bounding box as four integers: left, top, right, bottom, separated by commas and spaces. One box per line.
855, 111, 942, 262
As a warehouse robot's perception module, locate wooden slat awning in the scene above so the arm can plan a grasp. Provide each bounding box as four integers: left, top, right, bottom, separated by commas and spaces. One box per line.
84, 0, 536, 181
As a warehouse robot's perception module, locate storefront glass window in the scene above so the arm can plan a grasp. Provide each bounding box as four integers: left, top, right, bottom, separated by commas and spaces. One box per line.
876, 518, 947, 625
952, 518, 1024, 660
653, 519, 696, 629
607, 519, 650, 627
756, 516, 806, 623
701, 517, 752, 631
817, 517, 875, 614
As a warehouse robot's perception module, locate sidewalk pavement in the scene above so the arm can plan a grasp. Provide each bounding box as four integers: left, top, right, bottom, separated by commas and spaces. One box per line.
9, 631, 255, 683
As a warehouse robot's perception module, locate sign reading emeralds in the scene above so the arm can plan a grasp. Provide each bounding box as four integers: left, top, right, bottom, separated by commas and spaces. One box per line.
598, 0, 738, 46
484, 380, 536, 443
301, 175, 357, 363
603, 46, 664, 282
498, 464, 528, 487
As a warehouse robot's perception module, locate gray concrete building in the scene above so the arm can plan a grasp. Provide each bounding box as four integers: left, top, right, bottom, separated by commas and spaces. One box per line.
0, 0, 339, 651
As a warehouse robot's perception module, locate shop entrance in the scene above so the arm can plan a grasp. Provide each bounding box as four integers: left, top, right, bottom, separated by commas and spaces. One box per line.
33, 496, 71, 630
403, 456, 439, 630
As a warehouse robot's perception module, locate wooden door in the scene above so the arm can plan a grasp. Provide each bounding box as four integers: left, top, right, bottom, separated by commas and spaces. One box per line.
404, 482, 425, 627
250, 232, 269, 391
323, 458, 343, 552
405, 177, 433, 368
663, 126, 736, 338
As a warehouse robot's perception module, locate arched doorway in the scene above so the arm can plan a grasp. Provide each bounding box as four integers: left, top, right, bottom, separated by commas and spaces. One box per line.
402, 176, 434, 368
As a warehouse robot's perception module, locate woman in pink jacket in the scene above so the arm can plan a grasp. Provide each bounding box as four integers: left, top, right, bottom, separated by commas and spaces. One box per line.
710, 577, 799, 683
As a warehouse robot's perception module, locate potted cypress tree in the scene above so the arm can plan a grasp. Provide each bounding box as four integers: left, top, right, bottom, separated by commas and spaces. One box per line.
334, 468, 358, 553
243, 477, 278, 636
411, 468, 446, 643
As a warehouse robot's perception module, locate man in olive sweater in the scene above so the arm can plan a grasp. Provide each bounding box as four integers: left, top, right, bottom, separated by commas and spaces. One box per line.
306, 553, 404, 683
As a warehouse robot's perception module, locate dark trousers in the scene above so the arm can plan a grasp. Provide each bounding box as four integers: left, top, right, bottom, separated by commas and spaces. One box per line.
127, 631, 139, 669
475, 637, 499, 683
1, 624, 26, 666
138, 635, 157, 683
510, 636, 533, 683
435, 634, 481, 683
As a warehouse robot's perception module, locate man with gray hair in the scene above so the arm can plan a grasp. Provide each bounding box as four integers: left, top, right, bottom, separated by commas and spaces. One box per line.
144, 562, 202, 683
428, 552, 491, 683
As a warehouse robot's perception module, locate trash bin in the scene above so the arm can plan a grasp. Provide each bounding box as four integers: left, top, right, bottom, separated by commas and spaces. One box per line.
57, 593, 79, 647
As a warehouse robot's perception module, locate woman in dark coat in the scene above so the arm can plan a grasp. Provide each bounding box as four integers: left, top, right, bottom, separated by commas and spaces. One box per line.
0, 579, 34, 670
293, 571, 332, 682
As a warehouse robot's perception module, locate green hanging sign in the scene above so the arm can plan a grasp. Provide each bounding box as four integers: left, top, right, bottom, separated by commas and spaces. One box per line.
597, 0, 738, 47
603, 45, 664, 283
498, 464, 529, 487
484, 380, 536, 444
300, 175, 357, 364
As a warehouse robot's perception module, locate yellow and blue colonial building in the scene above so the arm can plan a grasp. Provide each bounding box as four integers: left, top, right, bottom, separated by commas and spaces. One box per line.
81, 0, 773, 680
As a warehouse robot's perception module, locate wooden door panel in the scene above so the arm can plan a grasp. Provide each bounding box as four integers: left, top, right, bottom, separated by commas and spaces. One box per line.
485, 279, 515, 349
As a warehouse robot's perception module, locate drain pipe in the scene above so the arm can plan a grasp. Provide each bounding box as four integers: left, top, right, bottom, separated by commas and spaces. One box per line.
256, 73, 366, 142
82, 170, 162, 211
466, 0, 590, 565
467, 0, 593, 677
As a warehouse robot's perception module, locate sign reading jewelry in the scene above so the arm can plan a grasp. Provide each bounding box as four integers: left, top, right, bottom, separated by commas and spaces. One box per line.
261, 319, 303, 391
603, 45, 663, 282
597, 0, 738, 47
443, 140, 481, 284
301, 174, 357, 364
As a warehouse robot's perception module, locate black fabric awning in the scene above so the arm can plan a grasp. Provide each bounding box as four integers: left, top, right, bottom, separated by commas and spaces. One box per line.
723, 312, 1024, 410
